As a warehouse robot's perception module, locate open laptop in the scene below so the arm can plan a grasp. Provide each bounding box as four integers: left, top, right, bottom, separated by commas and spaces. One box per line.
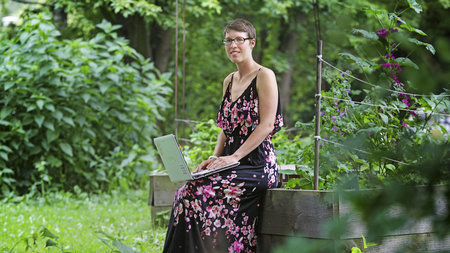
153, 134, 240, 182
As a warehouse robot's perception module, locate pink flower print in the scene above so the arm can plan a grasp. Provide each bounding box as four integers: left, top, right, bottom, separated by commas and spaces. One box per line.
203, 185, 215, 198
229, 240, 244, 253
205, 219, 212, 227
225, 218, 234, 228
204, 227, 211, 236
206, 205, 222, 219
214, 219, 221, 228
224, 183, 244, 202
192, 199, 202, 213
242, 125, 248, 135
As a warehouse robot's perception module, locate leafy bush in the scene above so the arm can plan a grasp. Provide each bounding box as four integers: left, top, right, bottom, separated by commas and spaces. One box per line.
0, 13, 171, 197
293, 3, 449, 190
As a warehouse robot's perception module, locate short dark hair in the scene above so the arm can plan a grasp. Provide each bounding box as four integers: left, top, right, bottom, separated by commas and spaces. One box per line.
223, 18, 256, 39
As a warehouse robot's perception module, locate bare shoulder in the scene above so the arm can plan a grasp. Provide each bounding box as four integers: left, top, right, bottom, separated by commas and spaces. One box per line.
222, 72, 235, 95
256, 67, 277, 89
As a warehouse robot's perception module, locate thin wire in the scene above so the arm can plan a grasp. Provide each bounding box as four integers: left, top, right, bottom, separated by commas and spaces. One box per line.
318, 56, 450, 98
319, 137, 410, 165
175, 118, 207, 124
322, 95, 450, 117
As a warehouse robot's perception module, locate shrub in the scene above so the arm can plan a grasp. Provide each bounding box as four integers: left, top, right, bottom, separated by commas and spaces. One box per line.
0, 13, 171, 197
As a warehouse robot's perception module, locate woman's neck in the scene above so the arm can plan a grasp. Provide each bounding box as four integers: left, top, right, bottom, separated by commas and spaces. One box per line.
236, 60, 259, 79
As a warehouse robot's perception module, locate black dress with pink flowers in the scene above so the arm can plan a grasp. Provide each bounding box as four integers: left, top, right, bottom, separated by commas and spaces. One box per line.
162, 73, 283, 253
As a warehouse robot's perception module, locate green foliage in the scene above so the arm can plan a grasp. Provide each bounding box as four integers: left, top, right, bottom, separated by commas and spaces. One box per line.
0, 13, 171, 197
0, 190, 166, 252
182, 120, 221, 168
291, 0, 449, 190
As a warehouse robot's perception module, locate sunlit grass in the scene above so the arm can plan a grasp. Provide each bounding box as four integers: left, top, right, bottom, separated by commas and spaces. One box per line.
0, 189, 167, 252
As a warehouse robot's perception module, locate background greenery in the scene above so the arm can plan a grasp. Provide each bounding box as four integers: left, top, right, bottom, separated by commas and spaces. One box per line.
0, 0, 448, 252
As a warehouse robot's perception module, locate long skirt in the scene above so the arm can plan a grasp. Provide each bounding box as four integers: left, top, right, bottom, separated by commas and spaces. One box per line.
162, 165, 278, 253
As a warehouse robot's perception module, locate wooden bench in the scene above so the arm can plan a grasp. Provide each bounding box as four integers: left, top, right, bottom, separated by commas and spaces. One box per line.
148, 174, 450, 252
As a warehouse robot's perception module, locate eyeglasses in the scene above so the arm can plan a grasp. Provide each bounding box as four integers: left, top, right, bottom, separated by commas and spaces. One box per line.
222, 37, 252, 45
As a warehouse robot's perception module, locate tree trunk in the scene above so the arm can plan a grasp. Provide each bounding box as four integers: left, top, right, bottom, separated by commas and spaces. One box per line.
278, 12, 305, 122
117, 14, 152, 59
152, 25, 173, 73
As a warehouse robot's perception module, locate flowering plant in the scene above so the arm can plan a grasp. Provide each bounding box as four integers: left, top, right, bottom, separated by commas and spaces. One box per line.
293, 2, 449, 190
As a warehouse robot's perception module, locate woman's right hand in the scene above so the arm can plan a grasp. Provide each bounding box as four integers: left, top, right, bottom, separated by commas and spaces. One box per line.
193, 157, 216, 173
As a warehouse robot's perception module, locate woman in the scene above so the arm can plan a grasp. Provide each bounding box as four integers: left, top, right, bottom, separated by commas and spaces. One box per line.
163, 18, 283, 253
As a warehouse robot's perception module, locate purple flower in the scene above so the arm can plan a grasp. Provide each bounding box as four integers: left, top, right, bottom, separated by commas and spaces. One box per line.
390, 28, 399, 32
346, 89, 351, 94
402, 98, 411, 107
332, 126, 338, 132
339, 111, 345, 117
334, 101, 338, 107
321, 111, 325, 117
381, 62, 391, 68
377, 28, 389, 38
397, 20, 402, 24
332, 116, 337, 122
392, 42, 397, 47
402, 122, 408, 128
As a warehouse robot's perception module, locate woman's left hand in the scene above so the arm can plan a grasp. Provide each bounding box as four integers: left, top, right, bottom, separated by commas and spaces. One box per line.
206, 155, 239, 170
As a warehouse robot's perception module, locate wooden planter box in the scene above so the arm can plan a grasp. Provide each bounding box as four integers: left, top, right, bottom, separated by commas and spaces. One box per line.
148, 175, 449, 252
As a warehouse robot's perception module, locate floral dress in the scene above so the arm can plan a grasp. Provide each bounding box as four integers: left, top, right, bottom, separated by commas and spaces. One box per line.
163, 72, 283, 253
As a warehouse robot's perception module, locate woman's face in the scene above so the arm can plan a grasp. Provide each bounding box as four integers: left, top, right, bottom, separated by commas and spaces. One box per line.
224, 29, 255, 64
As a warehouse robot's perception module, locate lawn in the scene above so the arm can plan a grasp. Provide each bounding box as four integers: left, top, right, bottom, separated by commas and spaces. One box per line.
0, 189, 167, 252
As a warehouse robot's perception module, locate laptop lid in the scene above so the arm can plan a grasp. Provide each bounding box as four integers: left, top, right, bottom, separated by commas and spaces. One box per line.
154, 134, 193, 182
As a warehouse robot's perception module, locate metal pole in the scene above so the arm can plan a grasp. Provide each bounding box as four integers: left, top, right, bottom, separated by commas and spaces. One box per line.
174, 0, 179, 137
314, 40, 323, 190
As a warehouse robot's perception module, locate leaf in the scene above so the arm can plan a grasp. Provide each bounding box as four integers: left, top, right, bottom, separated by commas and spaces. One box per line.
339, 53, 372, 68
34, 115, 45, 127
407, 0, 423, 13
351, 247, 362, 253
46, 129, 59, 143
0, 107, 13, 120
45, 239, 58, 247
59, 142, 73, 157
81, 93, 91, 103
389, 14, 427, 36
352, 29, 378, 40
379, 113, 389, 124
36, 100, 45, 110
63, 117, 75, 127
396, 57, 419, 70
5, 81, 15, 90
0, 151, 8, 161
112, 240, 136, 253
408, 38, 436, 55
41, 227, 59, 239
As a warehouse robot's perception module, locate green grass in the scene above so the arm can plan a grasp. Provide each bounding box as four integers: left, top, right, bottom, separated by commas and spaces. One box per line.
0, 189, 167, 252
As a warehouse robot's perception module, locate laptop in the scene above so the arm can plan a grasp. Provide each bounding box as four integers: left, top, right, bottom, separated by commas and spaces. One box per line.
153, 134, 240, 182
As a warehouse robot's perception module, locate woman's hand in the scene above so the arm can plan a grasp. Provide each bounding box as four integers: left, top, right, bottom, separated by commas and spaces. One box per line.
193, 155, 239, 173
206, 155, 239, 170
193, 158, 215, 173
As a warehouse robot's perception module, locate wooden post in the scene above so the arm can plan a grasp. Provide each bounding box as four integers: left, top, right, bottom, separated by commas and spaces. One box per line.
314, 40, 323, 190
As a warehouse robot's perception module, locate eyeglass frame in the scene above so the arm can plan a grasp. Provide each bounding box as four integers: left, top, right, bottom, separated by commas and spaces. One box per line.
222, 37, 253, 45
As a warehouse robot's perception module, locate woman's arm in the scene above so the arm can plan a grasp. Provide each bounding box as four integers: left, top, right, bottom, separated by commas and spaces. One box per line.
206, 68, 278, 170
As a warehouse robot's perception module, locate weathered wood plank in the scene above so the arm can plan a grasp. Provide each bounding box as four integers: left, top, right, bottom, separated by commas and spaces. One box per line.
148, 174, 185, 206
258, 189, 336, 238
